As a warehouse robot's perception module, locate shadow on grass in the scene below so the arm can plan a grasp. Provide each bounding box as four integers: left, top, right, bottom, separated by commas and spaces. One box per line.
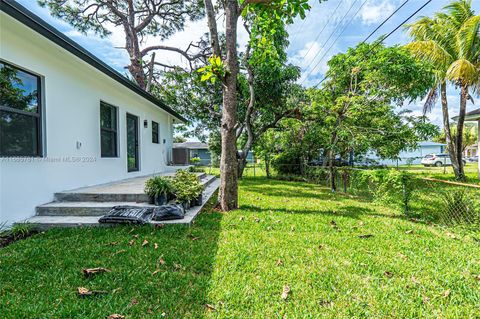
241, 177, 371, 203
0, 195, 223, 319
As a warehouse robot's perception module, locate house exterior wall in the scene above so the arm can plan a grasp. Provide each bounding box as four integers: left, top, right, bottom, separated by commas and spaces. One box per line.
0, 13, 175, 225
189, 149, 211, 166
371, 144, 445, 166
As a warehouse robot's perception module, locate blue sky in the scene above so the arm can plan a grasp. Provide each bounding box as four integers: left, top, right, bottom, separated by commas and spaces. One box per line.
16, 0, 480, 128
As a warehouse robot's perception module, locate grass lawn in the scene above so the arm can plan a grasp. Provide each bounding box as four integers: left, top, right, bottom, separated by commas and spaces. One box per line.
398, 163, 479, 185
1, 177, 479, 318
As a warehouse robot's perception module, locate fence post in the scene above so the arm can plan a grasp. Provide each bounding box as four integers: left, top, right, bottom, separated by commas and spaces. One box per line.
343, 169, 348, 193
401, 174, 409, 215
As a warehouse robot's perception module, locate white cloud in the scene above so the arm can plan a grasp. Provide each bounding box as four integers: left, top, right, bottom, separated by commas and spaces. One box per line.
359, 0, 396, 25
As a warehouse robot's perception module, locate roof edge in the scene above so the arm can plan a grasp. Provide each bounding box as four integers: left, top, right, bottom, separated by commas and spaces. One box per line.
0, 0, 187, 123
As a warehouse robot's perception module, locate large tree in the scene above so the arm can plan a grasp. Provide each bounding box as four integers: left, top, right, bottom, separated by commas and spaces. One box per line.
39, 0, 206, 91
200, 0, 313, 210
405, 0, 480, 181
310, 43, 435, 190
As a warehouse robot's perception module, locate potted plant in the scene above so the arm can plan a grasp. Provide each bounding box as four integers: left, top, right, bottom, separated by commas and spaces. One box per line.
172, 170, 203, 209
144, 176, 173, 206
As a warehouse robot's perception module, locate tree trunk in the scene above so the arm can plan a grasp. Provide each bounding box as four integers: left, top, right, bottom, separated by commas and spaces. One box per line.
455, 84, 469, 181
124, 25, 146, 89
238, 155, 248, 178
218, 0, 239, 211
440, 82, 461, 178
265, 154, 271, 178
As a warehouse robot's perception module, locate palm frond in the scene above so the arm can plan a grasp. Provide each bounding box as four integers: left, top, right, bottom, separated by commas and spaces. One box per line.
404, 17, 436, 41
446, 59, 479, 85
457, 15, 480, 60
423, 87, 438, 115
443, 0, 474, 28
405, 40, 453, 70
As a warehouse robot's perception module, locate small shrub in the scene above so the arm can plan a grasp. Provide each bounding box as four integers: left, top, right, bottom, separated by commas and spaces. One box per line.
190, 157, 201, 166
172, 170, 203, 203
144, 176, 173, 197
271, 152, 302, 175
9, 223, 34, 240
188, 166, 205, 173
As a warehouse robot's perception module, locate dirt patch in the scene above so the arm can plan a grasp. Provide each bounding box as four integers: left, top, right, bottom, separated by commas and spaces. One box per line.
0, 230, 38, 248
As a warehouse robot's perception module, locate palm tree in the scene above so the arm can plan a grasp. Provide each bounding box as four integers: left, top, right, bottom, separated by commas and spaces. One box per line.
405, 0, 479, 181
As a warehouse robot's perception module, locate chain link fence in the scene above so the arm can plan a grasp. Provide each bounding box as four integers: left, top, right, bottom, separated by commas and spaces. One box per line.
267, 164, 480, 233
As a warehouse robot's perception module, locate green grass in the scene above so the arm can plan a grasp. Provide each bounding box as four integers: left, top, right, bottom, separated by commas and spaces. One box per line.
398, 163, 479, 185
1, 178, 479, 318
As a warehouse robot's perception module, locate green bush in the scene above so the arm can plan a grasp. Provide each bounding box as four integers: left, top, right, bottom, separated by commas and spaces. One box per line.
144, 176, 173, 197
190, 157, 201, 166
271, 152, 302, 175
172, 170, 203, 203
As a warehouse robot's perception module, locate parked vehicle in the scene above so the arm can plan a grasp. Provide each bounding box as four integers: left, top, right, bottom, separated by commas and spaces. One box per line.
421, 154, 466, 167
467, 156, 478, 163
308, 157, 349, 167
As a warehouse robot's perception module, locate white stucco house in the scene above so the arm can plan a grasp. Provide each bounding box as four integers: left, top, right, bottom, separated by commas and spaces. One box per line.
368, 141, 447, 166
0, 0, 186, 225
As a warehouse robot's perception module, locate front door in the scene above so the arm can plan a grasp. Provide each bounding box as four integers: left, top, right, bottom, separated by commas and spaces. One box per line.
126, 113, 139, 172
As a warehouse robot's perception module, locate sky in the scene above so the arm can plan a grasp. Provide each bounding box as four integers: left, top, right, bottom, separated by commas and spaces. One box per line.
15, 0, 480, 129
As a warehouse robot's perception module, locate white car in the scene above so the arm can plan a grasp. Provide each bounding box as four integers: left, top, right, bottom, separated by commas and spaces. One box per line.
421, 154, 466, 167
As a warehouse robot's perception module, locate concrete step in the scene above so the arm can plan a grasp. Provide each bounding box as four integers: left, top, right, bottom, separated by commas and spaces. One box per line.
26, 178, 220, 230
36, 176, 217, 217
36, 202, 155, 216
54, 192, 149, 202
54, 174, 215, 203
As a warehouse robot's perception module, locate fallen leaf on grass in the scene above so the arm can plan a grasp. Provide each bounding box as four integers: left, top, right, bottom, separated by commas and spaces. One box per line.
318, 244, 324, 249
154, 243, 159, 250
443, 289, 451, 298
158, 257, 166, 265
290, 226, 295, 231
112, 249, 127, 256
130, 298, 138, 306
281, 285, 291, 300
77, 287, 108, 297
266, 226, 272, 231
188, 235, 201, 241
319, 300, 333, 308
239, 216, 245, 221
446, 232, 457, 240
276, 259, 283, 266
152, 269, 161, 276
142, 239, 149, 247
155, 223, 165, 229
205, 304, 216, 311
106, 241, 119, 246
133, 234, 139, 239
254, 218, 261, 223
411, 276, 420, 284
329, 220, 337, 227
405, 230, 414, 235
384, 271, 393, 278
422, 296, 430, 304
398, 253, 408, 260
108, 314, 125, 319
473, 274, 480, 281
128, 240, 135, 246
358, 234, 374, 239
82, 267, 111, 278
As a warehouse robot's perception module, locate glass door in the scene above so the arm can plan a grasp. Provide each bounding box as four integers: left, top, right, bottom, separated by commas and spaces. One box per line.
126, 113, 139, 172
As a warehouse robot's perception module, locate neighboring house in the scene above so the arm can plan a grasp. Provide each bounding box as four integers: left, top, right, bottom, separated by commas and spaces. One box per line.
0, 0, 186, 225
173, 142, 212, 166
464, 144, 478, 157
367, 141, 447, 166
173, 142, 254, 165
